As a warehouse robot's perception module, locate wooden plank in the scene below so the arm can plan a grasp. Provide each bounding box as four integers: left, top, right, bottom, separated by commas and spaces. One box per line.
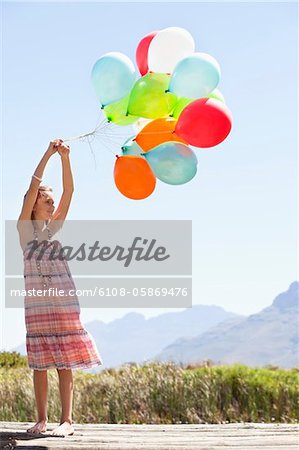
0, 422, 298, 450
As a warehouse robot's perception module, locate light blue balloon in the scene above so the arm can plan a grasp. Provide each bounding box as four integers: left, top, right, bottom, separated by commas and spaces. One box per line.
169, 52, 221, 99
144, 142, 198, 185
91, 52, 136, 107
121, 136, 144, 157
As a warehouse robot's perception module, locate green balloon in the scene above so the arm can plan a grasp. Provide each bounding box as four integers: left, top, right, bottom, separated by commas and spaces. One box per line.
208, 88, 225, 103
104, 94, 139, 126
172, 97, 193, 119
128, 73, 177, 119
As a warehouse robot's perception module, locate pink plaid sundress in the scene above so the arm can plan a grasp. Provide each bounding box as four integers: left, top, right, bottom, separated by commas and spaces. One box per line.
23, 225, 103, 370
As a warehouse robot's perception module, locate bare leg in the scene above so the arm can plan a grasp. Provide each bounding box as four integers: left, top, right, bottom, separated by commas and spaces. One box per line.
51, 369, 74, 436
27, 370, 48, 433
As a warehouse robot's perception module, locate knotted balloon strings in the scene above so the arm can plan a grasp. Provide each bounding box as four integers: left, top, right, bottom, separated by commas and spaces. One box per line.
62, 115, 177, 168
62, 117, 132, 166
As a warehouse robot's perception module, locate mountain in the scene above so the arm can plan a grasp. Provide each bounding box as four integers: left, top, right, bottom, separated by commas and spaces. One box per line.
85, 305, 240, 370
154, 282, 299, 368
12, 305, 240, 370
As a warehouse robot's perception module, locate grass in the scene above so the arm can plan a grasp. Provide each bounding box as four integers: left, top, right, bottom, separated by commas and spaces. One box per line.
0, 354, 298, 424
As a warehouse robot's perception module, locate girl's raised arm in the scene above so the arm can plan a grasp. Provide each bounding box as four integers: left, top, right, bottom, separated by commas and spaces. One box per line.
18, 140, 61, 222
50, 143, 74, 230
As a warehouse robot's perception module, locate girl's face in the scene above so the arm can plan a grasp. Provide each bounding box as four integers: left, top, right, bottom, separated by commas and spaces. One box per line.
33, 191, 55, 221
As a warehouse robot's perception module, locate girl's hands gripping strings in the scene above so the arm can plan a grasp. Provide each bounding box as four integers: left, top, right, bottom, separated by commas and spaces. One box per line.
46, 139, 70, 158
47, 139, 63, 156
57, 141, 71, 158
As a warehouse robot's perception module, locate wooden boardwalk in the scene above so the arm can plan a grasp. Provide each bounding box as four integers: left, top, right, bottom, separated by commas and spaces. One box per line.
0, 422, 298, 450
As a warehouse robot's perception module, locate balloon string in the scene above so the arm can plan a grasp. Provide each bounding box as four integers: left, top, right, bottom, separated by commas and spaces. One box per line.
61, 118, 120, 156
62, 121, 176, 145
63, 116, 108, 142
63, 130, 98, 142
135, 130, 176, 135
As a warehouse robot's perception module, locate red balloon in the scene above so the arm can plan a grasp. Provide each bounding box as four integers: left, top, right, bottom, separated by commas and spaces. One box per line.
175, 99, 233, 148
136, 31, 158, 76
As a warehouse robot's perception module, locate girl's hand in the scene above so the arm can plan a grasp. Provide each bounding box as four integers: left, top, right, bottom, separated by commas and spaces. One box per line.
47, 139, 63, 155
57, 142, 70, 158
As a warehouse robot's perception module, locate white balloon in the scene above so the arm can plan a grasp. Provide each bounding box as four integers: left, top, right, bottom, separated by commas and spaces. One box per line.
148, 27, 195, 74
209, 88, 225, 103
132, 118, 153, 134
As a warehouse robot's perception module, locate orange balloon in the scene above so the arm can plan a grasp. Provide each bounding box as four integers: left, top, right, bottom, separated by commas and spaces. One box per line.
114, 155, 156, 200
136, 118, 186, 152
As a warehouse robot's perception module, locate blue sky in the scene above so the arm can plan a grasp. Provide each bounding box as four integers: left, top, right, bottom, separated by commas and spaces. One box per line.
1, 1, 297, 350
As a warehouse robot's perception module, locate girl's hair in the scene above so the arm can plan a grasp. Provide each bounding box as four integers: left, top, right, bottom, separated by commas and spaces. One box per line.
23, 185, 53, 220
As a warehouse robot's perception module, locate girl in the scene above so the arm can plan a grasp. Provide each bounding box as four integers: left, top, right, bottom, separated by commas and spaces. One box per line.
17, 139, 103, 437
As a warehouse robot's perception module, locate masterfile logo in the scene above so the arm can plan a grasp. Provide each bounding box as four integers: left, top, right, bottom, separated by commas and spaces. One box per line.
5, 220, 192, 308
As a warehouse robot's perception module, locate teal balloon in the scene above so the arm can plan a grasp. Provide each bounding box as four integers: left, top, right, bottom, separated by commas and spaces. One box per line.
144, 142, 198, 185
121, 137, 144, 157
91, 52, 136, 106
169, 52, 221, 99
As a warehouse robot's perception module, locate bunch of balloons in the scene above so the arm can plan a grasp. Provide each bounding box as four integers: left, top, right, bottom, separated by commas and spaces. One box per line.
91, 27, 232, 200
